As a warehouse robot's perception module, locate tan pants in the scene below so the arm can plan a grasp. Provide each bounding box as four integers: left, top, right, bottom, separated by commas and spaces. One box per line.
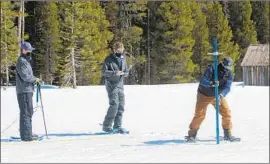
188, 92, 232, 137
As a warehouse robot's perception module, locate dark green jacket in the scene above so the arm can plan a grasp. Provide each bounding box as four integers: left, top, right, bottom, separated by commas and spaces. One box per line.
102, 53, 129, 89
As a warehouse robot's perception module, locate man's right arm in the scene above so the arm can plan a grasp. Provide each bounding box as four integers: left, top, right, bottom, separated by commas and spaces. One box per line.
17, 59, 36, 83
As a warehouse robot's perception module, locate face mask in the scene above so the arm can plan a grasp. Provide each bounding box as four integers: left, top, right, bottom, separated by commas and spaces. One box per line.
222, 62, 232, 71
115, 53, 122, 57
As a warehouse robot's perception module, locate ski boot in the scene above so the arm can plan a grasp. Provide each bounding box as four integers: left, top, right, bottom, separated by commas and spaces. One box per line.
112, 127, 129, 134
102, 127, 114, 133
21, 134, 39, 141
32, 134, 40, 141
185, 129, 198, 143
223, 129, 241, 142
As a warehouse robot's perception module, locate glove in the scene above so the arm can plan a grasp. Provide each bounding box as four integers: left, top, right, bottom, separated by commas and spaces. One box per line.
115, 71, 124, 76
218, 94, 223, 105
211, 80, 219, 87
35, 78, 42, 86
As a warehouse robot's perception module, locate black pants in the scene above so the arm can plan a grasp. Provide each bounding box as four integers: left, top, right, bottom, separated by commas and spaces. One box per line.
17, 92, 34, 141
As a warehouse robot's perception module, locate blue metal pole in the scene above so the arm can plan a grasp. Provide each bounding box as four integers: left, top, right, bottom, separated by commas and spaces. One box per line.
36, 85, 39, 103
213, 38, 220, 144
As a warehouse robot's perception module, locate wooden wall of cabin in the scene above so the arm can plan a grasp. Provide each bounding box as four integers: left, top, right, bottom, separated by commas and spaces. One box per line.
242, 66, 269, 86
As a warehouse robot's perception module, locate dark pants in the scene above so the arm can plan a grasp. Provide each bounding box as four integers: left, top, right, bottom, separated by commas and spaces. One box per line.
17, 92, 34, 141
103, 87, 125, 129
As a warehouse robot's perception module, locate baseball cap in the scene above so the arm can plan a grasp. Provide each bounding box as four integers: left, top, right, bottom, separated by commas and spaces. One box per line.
222, 57, 233, 70
21, 41, 35, 51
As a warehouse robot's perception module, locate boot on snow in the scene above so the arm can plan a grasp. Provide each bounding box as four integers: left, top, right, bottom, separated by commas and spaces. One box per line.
185, 129, 198, 143
223, 129, 241, 142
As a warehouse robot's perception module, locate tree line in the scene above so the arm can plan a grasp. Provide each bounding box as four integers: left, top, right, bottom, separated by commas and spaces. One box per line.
1, 1, 269, 88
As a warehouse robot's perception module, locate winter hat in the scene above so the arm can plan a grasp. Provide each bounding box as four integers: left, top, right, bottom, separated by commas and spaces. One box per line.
222, 57, 233, 70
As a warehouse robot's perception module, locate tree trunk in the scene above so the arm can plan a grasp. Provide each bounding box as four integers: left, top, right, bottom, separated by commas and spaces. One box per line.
21, 0, 24, 42
45, 39, 49, 84
71, 48, 77, 89
71, 1, 76, 89
18, 1, 22, 54
4, 12, 9, 87
49, 42, 53, 85
5, 64, 9, 87
147, 7, 151, 85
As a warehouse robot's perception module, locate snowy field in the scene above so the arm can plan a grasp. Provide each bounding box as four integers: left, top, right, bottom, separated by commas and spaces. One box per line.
1, 83, 269, 163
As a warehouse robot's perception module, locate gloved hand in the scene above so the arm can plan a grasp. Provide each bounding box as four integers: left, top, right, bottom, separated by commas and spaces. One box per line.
115, 71, 124, 76
211, 80, 219, 87
218, 94, 223, 105
35, 78, 42, 86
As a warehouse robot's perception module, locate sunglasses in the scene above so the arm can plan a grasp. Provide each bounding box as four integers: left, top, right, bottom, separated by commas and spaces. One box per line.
223, 62, 233, 66
222, 62, 233, 70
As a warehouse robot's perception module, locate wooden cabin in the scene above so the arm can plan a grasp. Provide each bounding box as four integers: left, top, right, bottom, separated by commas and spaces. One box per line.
241, 44, 269, 86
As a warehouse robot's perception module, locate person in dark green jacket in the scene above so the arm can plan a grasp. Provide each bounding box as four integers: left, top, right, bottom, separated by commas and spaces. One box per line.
101, 42, 130, 134
16, 42, 41, 141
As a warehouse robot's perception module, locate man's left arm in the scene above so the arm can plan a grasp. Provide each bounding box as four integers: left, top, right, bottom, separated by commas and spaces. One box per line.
220, 72, 233, 97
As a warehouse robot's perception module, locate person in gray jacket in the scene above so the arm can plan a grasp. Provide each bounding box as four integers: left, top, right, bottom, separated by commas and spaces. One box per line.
102, 42, 130, 134
16, 41, 41, 141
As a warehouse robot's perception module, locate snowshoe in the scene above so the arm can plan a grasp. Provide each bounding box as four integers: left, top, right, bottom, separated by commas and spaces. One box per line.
222, 129, 241, 142
112, 127, 129, 134
185, 136, 198, 143
222, 136, 241, 142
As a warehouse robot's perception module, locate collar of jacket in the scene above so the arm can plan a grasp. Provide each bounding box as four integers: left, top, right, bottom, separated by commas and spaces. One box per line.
111, 53, 124, 71
21, 54, 32, 62
113, 53, 124, 59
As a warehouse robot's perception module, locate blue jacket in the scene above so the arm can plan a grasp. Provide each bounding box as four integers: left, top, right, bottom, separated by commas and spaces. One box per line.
102, 53, 129, 90
15, 55, 36, 93
198, 64, 233, 97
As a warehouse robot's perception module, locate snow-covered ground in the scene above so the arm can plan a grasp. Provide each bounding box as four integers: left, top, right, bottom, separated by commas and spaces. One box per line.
1, 83, 269, 163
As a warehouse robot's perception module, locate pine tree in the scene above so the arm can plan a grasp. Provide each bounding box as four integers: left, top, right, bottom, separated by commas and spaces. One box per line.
227, 1, 257, 80
14, 1, 29, 53
58, 2, 113, 87
144, 1, 165, 84
101, 1, 147, 84
228, 1, 257, 52
158, 2, 196, 83
190, 2, 211, 79
31, 2, 61, 85
204, 2, 239, 73
251, 1, 269, 44
58, 2, 78, 88
78, 2, 113, 85
0, 2, 19, 86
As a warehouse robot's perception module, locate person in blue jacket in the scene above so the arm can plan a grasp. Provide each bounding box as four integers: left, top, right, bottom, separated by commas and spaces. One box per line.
186, 57, 238, 142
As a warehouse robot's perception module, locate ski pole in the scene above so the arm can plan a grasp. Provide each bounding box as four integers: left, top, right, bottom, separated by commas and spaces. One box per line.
38, 84, 49, 139
36, 84, 39, 104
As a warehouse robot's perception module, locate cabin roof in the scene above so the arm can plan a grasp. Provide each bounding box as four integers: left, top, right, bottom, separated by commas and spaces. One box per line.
241, 44, 269, 66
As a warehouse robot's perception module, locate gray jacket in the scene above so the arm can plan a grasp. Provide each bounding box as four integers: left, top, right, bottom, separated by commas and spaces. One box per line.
102, 53, 129, 90
15, 55, 36, 93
